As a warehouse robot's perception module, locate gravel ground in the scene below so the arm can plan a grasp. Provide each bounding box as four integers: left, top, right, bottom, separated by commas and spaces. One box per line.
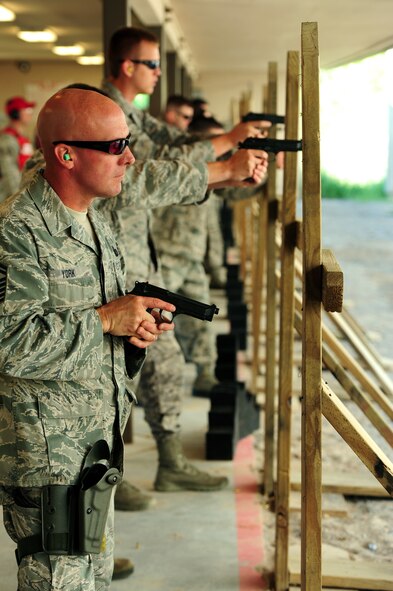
260, 197, 393, 579
321, 198, 393, 366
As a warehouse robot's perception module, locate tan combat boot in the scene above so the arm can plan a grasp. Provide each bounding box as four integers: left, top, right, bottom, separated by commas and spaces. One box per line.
114, 479, 156, 511
192, 366, 218, 397
112, 557, 134, 580
154, 434, 228, 492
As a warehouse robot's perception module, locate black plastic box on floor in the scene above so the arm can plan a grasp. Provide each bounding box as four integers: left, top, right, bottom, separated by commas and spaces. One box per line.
226, 264, 240, 282
228, 301, 248, 331
205, 381, 260, 460
226, 279, 244, 302
206, 429, 234, 461
227, 301, 248, 351
215, 334, 238, 382
208, 406, 235, 428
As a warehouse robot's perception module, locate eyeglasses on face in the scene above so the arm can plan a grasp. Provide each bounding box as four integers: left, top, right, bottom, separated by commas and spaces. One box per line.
129, 59, 160, 70
176, 110, 193, 121
53, 133, 131, 155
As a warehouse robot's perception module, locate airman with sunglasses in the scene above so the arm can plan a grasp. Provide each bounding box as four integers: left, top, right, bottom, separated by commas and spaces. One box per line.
96, 25, 271, 513
0, 88, 178, 590
164, 95, 195, 132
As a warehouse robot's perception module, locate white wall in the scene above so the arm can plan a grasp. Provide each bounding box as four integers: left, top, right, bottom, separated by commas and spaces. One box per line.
0, 60, 288, 137
193, 68, 287, 128
0, 60, 102, 135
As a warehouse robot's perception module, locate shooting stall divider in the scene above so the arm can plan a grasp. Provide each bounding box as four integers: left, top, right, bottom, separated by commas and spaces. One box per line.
228, 21, 393, 591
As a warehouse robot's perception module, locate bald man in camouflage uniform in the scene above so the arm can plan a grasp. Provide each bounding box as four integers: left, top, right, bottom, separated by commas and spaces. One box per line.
19, 98, 266, 520
0, 88, 177, 591
102, 26, 269, 502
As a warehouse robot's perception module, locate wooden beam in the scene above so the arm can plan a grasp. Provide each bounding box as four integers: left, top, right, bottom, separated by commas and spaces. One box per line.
321, 249, 344, 313
322, 322, 393, 420
263, 61, 279, 499
290, 461, 390, 497
275, 49, 300, 591
322, 382, 393, 496
300, 21, 322, 591
290, 550, 393, 590
251, 194, 267, 392
328, 309, 393, 397
322, 345, 393, 447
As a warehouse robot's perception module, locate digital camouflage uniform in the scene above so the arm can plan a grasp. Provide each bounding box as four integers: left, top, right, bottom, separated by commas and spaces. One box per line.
101, 81, 215, 440
204, 192, 226, 284
0, 131, 22, 202
151, 194, 218, 376
0, 172, 142, 590
21, 140, 211, 441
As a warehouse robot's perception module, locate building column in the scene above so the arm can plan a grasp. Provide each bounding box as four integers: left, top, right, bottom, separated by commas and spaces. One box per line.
145, 25, 167, 117
102, 0, 132, 78
181, 67, 192, 98
167, 51, 181, 96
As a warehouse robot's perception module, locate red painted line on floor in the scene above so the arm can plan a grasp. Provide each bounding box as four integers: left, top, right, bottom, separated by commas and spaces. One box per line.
233, 435, 267, 591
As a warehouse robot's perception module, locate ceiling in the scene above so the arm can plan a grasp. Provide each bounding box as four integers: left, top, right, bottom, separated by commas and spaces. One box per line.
0, 0, 393, 76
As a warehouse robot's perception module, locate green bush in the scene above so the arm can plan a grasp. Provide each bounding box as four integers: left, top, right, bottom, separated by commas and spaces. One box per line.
321, 171, 387, 200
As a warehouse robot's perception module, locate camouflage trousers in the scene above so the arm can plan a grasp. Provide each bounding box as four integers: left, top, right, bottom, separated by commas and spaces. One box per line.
1, 486, 114, 591
129, 267, 185, 441
158, 254, 217, 374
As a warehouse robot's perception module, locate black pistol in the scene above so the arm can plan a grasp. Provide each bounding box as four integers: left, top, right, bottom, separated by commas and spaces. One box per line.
242, 112, 285, 125
130, 281, 219, 322
238, 137, 302, 154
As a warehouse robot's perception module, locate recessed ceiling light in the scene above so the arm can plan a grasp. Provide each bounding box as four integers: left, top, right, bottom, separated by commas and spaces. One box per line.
52, 44, 84, 56
77, 55, 104, 66
0, 4, 15, 21
17, 29, 58, 43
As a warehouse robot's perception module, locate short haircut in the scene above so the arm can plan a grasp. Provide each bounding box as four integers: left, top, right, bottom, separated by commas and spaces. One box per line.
108, 26, 159, 78
64, 83, 109, 98
166, 94, 194, 111
192, 97, 209, 118
188, 115, 224, 135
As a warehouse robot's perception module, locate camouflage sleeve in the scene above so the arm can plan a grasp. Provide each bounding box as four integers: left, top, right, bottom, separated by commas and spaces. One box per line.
20, 147, 44, 188
214, 184, 262, 202
97, 158, 209, 213
129, 114, 215, 162
0, 133, 21, 200
0, 217, 104, 380
205, 193, 225, 269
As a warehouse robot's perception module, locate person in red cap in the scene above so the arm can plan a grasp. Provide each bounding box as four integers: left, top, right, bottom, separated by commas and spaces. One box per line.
0, 96, 36, 202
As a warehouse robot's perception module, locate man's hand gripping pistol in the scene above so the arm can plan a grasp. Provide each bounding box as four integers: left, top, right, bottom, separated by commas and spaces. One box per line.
130, 281, 219, 323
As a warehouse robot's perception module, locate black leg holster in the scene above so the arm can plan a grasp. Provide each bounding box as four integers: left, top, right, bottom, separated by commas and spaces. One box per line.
16, 440, 121, 563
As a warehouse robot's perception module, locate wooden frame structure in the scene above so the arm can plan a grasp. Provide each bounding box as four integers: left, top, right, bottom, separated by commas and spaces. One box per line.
229, 20, 393, 591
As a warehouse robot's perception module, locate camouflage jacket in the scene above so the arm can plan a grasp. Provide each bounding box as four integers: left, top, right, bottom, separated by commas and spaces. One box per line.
151, 194, 213, 263
96, 82, 215, 288
0, 172, 138, 487
23, 150, 210, 288
0, 131, 21, 203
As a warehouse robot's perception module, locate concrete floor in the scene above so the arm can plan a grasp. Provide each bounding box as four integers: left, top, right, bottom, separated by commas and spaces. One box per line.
0, 387, 266, 591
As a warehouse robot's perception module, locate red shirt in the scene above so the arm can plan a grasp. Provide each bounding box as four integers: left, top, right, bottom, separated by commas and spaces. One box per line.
2, 126, 34, 170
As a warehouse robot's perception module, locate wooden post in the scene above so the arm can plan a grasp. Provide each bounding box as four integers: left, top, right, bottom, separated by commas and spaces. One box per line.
251, 189, 268, 393
301, 22, 322, 591
263, 61, 279, 499
274, 50, 300, 591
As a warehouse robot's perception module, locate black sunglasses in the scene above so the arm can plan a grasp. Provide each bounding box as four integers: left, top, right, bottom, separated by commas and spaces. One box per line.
176, 110, 193, 121
130, 59, 160, 70
53, 133, 131, 155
